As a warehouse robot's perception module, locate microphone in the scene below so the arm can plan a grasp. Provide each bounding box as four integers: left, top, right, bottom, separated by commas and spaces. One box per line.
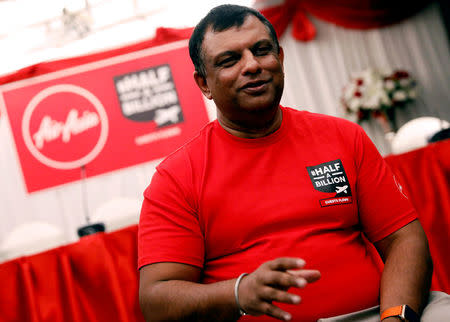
76, 165, 105, 237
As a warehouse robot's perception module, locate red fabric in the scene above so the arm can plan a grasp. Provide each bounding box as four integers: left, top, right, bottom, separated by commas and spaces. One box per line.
256, 0, 431, 41
0, 141, 448, 321
138, 107, 417, 321
257, 0, 316, 41
0, 27, 193, 86
302, 0, 431, 29
0, 226, 144, 322
385, 139, 450, 293
291, 6, 316, 41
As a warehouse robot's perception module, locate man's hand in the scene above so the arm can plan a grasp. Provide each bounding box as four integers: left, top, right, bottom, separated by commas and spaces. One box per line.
139, 258, 320, 321
238, 257, 321, 321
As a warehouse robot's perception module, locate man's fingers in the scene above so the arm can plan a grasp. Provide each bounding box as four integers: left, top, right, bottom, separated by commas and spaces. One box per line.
260, 286, 301, 305
259, 301, 293, 321
262, 270, 307, 289
240, 258, 320, 320
266, 257, 306, 271
286, 269, 321, 283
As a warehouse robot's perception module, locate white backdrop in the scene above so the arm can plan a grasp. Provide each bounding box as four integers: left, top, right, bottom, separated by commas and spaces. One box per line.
280, 3, 450, 154
0, 3, 449, 255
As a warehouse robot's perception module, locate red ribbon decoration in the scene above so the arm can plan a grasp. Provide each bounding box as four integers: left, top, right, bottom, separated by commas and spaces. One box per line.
256, 0, 431, 41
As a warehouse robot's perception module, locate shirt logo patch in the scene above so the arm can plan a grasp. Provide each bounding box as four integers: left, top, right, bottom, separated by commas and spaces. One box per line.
307, 159, 353, 207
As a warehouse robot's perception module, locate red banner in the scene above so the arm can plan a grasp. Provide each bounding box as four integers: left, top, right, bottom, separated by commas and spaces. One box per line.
0, 40, 209, 193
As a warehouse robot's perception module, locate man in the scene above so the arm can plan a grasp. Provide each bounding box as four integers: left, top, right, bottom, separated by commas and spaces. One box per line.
138, 4, 440, 321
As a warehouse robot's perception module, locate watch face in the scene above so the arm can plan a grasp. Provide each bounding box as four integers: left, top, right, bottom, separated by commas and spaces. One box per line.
404, 305, 419, 322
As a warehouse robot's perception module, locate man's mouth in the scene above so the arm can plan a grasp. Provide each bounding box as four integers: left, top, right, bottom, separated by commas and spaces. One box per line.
240, 80, 270, 93
241, 80, 269, 89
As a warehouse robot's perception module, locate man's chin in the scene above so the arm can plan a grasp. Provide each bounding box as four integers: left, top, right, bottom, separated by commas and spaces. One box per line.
240, 86, 282, 111
241, 97, 280, 114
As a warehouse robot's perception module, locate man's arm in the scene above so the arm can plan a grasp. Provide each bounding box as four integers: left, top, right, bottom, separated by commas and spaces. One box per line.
374, 219, 433, 320
139, 257, 320, 321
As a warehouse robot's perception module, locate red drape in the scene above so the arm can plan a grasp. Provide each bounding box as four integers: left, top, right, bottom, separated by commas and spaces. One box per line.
256, 0, 432, 41
0, 139, 448, 321
302, 0, 432, 29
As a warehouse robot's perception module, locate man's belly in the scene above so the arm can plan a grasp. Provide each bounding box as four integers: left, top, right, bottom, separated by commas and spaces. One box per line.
202, 230, 383, 321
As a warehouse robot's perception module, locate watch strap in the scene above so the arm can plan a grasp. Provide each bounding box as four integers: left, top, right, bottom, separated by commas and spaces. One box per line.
381, 306, 404, 320
381, 305, 419, 322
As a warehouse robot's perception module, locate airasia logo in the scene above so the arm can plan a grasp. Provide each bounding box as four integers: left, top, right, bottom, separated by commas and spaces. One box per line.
33, 109, 100, 149
22, 84, 109, 169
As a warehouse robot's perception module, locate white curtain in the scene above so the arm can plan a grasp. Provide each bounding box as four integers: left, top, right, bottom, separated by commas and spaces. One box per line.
280, 2, 450, 154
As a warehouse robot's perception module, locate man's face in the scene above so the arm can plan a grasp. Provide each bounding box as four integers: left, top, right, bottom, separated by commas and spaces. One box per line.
195, 15, 284, 124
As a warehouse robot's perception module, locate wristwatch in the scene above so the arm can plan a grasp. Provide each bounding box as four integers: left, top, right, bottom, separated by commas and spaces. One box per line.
381, 305, 419, 322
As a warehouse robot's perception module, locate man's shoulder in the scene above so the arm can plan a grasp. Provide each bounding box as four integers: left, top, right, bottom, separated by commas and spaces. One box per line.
283, 106, 361, 132
157, 121, 215, 172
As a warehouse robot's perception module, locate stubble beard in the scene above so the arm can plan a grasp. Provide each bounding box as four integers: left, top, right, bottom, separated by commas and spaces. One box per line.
219, 81, 284, 135
236, 79, 284, 128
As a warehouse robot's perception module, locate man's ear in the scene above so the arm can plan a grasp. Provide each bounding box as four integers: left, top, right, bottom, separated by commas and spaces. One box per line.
193, 71, 212, 100
278, 46, 284, 69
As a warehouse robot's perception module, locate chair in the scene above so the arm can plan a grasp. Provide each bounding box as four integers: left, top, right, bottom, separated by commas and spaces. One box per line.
0, 221, 66, 263
91, 197, 142, 232
391, 117, 450, 154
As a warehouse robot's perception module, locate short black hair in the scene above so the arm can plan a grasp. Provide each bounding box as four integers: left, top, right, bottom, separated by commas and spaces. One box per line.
188, 4, 280, 78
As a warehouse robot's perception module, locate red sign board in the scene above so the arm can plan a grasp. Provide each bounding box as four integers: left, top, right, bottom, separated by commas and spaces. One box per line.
0, 40, 209, 193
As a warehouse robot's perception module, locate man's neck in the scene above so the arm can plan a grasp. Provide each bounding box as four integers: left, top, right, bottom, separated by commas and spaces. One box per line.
217, 107, 283, 139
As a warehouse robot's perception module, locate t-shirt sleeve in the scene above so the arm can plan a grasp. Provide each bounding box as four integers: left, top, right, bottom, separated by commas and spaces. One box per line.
354, 126, 417, 243
138, 155, 204, 270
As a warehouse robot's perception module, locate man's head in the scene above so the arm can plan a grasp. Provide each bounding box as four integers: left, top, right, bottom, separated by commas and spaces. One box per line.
189, 4, 284, 133
189, 4, 280, 79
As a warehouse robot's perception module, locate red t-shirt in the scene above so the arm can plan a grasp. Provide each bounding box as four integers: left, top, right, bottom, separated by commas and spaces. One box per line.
138, 106, 417, 321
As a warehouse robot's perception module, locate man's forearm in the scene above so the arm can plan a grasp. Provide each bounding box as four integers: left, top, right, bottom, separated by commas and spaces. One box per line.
140, 278, 240, 322
378, 222, 433, 315
139, 258, 321, 321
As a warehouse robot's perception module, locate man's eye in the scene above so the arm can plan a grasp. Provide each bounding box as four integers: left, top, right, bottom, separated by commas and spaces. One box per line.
218, 57, 237, 67
255, 46, 272, 56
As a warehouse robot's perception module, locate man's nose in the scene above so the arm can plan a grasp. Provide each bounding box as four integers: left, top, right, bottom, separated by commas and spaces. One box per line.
241, 50, 261, 75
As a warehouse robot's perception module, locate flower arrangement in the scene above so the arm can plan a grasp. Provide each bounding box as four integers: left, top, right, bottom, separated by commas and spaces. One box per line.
341, 68, 417, 132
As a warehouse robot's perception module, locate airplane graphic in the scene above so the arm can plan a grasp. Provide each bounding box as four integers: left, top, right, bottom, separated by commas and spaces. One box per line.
155, 105, 180, 126
335, 185, 348, 194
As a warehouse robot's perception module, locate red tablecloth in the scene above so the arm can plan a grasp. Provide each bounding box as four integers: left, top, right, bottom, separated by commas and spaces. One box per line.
1, 139, 448, 322
0, 225, 144, 322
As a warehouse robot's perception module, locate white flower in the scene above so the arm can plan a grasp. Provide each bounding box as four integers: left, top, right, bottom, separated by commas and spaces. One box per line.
365, 89, 388, 109
393, 90, 407, 101
362, 97, 379, 109
348, 98, 361, 112
358, 78, 383, 108
384, 80, 395, 90
341, 68, 417, 120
